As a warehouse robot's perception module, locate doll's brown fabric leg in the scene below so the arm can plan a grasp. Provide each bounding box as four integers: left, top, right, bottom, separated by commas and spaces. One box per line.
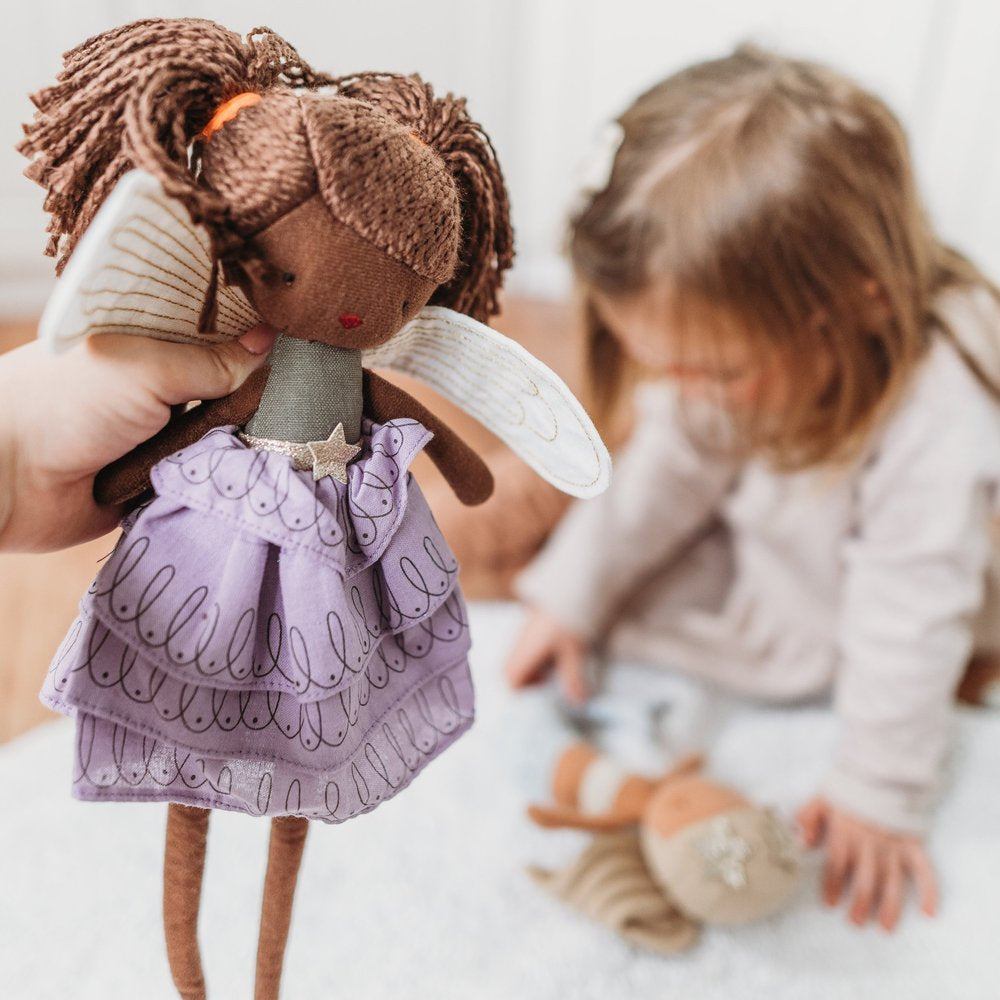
254, 816, 310, 1000
163, 804, 211, 1000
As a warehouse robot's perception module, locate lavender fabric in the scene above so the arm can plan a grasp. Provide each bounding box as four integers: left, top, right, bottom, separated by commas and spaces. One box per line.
41, 420, 474, 823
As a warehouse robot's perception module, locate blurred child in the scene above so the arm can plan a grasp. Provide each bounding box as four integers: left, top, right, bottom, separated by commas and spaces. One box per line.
505, 46, 1000, 932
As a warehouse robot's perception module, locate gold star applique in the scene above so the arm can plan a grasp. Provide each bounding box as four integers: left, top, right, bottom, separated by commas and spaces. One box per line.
307, 424, 361, 484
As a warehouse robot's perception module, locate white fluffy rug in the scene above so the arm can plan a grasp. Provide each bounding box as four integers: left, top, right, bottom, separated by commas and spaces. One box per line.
2, 602, 998, 1000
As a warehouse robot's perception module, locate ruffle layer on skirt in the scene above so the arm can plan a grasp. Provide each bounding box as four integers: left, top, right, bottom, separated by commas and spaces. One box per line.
41, 420, 475, 822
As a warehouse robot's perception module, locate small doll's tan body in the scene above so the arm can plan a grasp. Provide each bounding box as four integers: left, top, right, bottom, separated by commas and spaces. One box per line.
528, 743, 803, 952
20, 19, 513, 1000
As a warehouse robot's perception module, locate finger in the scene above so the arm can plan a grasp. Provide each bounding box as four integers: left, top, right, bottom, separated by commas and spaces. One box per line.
822, 828, 852, 907
903, 844, 940, 918
796, 798, 827, 848
504, 620, 557, 689
237, 325, 278, 356
557, 643, 590, 704
848, 836, 879, 926
878, 847, 905, 932
504, 642, 550, 689
88, 326, 276, 406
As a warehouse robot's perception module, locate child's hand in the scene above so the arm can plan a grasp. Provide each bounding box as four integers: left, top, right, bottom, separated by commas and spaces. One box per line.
0, 327, 276, 553
797, 795, 938, 931
504, 606, 590, 703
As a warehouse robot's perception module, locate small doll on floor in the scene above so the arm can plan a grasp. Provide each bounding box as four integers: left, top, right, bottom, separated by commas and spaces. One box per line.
506, 46, 1000, 933
19, 18, 608, 999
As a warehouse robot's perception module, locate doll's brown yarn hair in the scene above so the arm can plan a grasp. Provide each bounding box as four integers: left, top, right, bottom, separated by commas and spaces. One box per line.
329, 71, 514, 320
19, 18, 513, 322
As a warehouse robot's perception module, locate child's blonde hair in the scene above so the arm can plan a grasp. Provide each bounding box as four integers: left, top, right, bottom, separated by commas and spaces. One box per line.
572, 45, 998, 467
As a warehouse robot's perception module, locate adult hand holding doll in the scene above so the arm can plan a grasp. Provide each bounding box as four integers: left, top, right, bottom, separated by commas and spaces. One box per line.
0, 326, 276, 552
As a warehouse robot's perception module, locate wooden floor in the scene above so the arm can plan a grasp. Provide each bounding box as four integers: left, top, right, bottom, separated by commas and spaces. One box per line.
0, 298, 580, 744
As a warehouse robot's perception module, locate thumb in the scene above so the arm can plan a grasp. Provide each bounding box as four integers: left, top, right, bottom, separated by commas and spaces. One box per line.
89, 325, 278, 407
170, 325, 278, 403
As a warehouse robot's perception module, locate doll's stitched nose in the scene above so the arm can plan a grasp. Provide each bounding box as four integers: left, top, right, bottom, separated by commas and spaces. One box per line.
339, 313, 363, 330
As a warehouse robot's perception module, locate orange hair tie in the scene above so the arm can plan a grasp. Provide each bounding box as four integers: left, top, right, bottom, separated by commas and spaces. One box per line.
200, 92, 262, 141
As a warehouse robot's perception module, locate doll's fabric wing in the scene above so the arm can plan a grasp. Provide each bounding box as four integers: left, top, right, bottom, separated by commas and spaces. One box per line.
362, 306, 612, 499
38, 169, 259, 353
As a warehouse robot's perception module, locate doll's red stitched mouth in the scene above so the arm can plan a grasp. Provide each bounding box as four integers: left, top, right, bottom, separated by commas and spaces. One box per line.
339, 313, 363, 329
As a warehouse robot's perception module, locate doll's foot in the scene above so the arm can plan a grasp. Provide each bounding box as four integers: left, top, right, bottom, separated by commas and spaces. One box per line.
956, 655, 1000, 707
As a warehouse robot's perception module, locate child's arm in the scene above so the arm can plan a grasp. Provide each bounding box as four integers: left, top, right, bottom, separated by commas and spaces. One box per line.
508, 381, 740, 699
813, 344, 1000, 927
0, 327, 275, 553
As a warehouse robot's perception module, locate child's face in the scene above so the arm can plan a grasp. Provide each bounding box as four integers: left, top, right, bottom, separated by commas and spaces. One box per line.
592, 288, 790, 412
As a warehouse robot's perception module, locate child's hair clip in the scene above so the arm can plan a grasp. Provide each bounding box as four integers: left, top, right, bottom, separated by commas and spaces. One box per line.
575, 120, 625, 198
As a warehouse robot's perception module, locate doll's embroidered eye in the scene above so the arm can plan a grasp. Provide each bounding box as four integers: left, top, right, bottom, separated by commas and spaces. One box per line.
401, 299, 410, 313
281, 272, 296, 286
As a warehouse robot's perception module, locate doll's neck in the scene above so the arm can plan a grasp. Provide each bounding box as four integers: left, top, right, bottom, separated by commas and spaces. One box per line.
243, 335, 363, 443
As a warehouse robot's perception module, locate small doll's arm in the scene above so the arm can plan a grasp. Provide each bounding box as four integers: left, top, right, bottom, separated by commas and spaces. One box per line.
94, 367, 270, 505
362, 368, 494, 506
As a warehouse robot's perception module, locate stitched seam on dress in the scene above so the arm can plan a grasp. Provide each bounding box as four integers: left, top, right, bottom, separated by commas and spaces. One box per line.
82, 578, 464, 701
59, 650, 472, 775
68, 719, 476, 820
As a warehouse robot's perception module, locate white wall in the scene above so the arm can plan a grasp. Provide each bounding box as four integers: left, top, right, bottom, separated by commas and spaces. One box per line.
2, 0, 1000, 317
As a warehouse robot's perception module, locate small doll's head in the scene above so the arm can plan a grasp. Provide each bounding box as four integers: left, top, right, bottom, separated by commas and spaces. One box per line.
529, 744, 802, 932
569, 44, 986, 468
20, 19, 513, 345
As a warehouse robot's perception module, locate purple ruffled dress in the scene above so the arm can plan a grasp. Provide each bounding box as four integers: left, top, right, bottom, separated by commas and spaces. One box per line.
41, 418, 474, 823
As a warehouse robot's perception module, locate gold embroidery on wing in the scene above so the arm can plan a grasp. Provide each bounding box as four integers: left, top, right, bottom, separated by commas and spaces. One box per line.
366, 312, 603, 490
77, 188, 256, 340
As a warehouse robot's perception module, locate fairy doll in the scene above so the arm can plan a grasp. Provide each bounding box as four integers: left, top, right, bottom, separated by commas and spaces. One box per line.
19, 18, 609, 1000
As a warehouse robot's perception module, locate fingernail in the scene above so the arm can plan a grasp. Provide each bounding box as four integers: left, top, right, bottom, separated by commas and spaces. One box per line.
238, 324, 278, 355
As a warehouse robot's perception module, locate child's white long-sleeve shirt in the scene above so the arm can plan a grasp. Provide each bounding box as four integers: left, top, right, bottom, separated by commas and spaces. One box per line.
516, 288, 1000, 835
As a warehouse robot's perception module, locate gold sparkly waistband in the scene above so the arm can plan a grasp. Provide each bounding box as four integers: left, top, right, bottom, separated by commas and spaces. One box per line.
237, 424, 362, 485
237, 431, 313, 471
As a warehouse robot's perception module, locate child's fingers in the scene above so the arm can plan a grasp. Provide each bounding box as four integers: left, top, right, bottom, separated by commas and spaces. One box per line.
903, 844, 939, 918
796, 797, 827, 848
848, 836, 879, 926
504, 616, 557, 689
504, 640, 550, 689
821, 829, 851, 907
877, 848, 905, 932
556, 643, 589, 704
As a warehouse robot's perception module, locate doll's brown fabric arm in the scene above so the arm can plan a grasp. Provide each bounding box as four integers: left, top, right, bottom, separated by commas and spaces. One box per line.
94, 366, 270, 506
362, 368, 494, 506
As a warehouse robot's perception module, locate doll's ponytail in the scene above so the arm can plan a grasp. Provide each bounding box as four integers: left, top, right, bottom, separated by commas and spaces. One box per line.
332, 73, 514, 322
19, 19, 330, 273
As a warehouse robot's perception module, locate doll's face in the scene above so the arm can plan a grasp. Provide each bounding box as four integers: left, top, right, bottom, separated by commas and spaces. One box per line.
235, 194, 438, 348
